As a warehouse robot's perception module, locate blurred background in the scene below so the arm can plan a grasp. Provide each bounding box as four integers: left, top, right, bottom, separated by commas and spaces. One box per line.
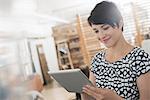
0, 0, 150, 100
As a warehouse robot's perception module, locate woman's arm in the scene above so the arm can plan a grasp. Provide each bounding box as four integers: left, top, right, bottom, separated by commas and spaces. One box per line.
81, 72, 96, 100
137, 72, 150, 100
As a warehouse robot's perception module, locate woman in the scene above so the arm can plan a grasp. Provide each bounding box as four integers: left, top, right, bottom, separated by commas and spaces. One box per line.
82, 1, 150, 100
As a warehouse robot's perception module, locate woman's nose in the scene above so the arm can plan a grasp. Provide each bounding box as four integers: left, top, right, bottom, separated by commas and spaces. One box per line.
97, 30, 105, 37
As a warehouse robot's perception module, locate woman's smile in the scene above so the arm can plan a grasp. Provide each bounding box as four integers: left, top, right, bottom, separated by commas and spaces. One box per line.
100, 36, 111, 44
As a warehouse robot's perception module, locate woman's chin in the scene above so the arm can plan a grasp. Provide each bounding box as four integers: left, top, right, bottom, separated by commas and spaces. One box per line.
103, 43, 114, 48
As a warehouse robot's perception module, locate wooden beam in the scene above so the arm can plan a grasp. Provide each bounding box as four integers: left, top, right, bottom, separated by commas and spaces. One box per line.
76, 14, 90, 66
132, 2, 143, 47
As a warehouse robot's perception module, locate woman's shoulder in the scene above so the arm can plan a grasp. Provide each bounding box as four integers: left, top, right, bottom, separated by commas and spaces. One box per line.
90, 49, 106, 72
90, 49, 105, 64
93, 49, 105, 59
131, 46, 150, 58
130, 47, 150, 77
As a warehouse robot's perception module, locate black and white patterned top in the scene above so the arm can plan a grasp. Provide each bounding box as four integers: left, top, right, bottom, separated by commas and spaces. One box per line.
91, 47, 150, 100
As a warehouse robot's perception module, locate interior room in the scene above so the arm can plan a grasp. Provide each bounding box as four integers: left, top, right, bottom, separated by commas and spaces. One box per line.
0, 0, 150, 100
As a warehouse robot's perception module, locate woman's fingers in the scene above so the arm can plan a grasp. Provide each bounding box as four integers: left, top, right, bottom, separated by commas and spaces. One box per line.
82, 86, 96, 96
85, 85, 103, 93
82, 85, 104, 100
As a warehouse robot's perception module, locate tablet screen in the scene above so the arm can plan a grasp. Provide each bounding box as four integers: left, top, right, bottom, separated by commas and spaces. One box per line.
48, 69, 93, 93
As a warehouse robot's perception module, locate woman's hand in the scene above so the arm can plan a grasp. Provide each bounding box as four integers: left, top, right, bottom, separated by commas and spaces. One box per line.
82, 85, 123, 100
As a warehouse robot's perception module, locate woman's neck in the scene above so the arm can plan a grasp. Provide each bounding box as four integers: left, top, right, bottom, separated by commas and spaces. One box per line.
108, 36, 133, 55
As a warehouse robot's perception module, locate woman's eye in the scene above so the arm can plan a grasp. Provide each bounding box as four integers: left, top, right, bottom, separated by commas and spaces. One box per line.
103, 26, 110, 30
95, 30, 99, 33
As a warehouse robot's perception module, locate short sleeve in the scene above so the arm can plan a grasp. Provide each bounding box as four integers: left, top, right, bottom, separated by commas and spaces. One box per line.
90, 52, 103, 73
90, 56, 97, 73
135, 51, 150, 78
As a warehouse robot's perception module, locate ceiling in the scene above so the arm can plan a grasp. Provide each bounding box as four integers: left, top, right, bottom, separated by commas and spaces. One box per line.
0, 0, 132, 38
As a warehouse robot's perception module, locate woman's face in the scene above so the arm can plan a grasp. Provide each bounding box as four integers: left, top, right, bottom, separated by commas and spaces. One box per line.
91, 23, 123, 48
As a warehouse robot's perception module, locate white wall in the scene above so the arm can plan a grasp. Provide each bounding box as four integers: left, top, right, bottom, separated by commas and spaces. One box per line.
43, 37, 59, 71
29, 35, 59, 82
0, 0, 62, 82
30, 40, 43, 82
142, 39, 150, 54
0, 38, 26, 81
29, 37, 59, 71
18, 39, 33, 77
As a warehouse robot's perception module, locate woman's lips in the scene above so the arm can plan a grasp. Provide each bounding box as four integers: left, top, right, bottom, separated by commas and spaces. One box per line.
101, 37, 111, 43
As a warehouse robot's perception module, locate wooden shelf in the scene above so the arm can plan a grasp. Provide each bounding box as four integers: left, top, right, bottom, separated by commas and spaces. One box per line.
52, 23, 85, 69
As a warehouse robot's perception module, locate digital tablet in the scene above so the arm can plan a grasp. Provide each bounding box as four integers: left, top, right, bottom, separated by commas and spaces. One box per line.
48, 69, 93, 93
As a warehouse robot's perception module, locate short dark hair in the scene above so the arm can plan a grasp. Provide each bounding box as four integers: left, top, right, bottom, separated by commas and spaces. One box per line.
88, 1, 123, 31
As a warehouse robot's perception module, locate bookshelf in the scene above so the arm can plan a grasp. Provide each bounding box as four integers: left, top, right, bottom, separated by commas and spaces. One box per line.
56, 40, 73, 69
52, 24, 85, 69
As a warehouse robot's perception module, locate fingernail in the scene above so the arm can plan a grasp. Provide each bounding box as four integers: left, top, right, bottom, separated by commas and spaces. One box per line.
82, 89, 86, 93
82, 87, 86, 90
